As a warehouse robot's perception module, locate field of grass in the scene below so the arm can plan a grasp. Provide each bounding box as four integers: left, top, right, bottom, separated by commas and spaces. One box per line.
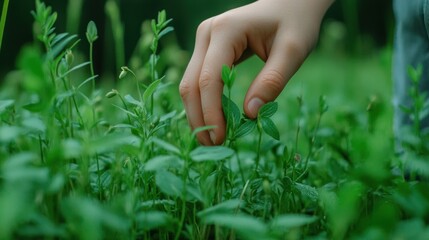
1, 1, 429, 240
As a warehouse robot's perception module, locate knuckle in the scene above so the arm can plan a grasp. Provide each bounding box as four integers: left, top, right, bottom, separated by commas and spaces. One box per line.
199, 70, 213, 91
196, 19, 211, 37
179, 79, 191, 100
210, 14, 233, 33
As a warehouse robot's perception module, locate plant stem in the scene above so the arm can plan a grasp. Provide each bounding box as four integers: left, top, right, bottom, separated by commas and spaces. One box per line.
89, 42, 96, 93
0, 0, 9, 53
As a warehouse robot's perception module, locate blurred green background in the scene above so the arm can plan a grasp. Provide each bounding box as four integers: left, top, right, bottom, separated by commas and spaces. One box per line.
1, 0, 392, 76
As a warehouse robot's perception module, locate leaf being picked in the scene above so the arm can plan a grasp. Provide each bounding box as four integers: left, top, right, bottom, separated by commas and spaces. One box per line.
260, 117, 280, 140
258, 102, 278, 118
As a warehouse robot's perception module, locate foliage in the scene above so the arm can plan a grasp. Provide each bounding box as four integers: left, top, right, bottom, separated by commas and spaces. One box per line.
0, 1, 429, 240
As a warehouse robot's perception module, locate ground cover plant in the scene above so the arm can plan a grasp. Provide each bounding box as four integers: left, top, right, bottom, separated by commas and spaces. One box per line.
1, 1, 429, 239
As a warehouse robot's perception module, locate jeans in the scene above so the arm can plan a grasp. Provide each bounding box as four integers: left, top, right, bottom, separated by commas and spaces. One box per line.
393, 0, 429, 141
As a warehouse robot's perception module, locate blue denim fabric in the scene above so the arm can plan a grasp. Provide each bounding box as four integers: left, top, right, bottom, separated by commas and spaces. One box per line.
393, 0, 429, 141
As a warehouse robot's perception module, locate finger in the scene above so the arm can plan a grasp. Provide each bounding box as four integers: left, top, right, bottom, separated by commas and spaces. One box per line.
180, 20, 213, 145
199, 21, 246, 144
244, 35, 308, 118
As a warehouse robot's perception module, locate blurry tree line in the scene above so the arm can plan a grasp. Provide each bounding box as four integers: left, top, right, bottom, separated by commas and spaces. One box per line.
0, 0, 392, 77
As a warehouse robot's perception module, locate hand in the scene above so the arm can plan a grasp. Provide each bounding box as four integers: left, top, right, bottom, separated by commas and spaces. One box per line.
179, 0, 334, 145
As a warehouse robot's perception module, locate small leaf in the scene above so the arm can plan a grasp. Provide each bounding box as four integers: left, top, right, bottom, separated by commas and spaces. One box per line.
151, 19, 157, 34
61, 139, 83, 159
151, 137, 181, 155
143, 79, 161, 104
0, 126, 22, 143
155, 170, 183, 198
191, 125, 217, 139
190, 146, 234, 162
235, 120, 256, 138
197, 199, 244, 218
260, 117, 280, 140
158, 10, 167, 26
221, 65, 231, 87
222, 95, 241, 129
136, 211, 176, 231
294, 182, 319, 202
158, 26, 174, 39
48, 34, 77, 60
259, 102, 278, 118
124, 94, 141, 106
202, 214, 268, 240
85, 133, 141, 155
0, 100, 14, 114
270, 214, 318, 230
145, 155, 184, 171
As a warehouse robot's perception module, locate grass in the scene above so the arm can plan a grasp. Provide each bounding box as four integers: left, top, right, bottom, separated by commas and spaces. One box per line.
0, 0, 10, 53
1, 1, 429, 240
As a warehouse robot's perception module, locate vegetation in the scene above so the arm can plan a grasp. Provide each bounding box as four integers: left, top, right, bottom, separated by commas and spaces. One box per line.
0, 1, 429, 239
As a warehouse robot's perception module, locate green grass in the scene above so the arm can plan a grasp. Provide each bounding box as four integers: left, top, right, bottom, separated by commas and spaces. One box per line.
1, 1, 429, 240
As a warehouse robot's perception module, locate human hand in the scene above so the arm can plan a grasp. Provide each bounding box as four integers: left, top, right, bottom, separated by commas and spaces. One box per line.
179, 0, 334, 145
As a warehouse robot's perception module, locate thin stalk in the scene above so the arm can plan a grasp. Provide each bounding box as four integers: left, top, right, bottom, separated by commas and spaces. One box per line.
150, 55, 156, 115
303, 113, 322, 170
96, 153, 102, 200
0, 0, 9, 53
117, 93, 132, 124
89, 42, 96, 93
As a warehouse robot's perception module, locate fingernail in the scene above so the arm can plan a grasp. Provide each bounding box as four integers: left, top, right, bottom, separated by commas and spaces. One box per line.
248, 98, 264, 116
209, 131, 216, 144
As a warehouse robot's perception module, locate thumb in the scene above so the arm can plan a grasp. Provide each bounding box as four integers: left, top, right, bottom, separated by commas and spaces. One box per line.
244, 38, 308, 118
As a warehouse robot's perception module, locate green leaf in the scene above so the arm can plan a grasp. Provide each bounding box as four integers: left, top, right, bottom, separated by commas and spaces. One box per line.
61, 196, 130, 238
143, 79, 161, 104
123, 94, 141, 106
158, 26, 174, 39
260, 117, 279, 140
222, 94, 241, 129
270, 214, 318, 230
151, 19, 157, 34
135, 211, 176, 231
59, 61, 91, 78
294, 183, 319, 202
61, 139, 83, 159
235, 120, 256, 138
155, 170, 183, 198
197, 199, 244, 218
221, 65, 231, 87
0, 100, 14, 114
21, 116, 46, 134
0, 126, 22, 143
202, 213, 269, 240
258, 102, 278, 118
48, 34, 77, 60
191, 125, 217, 139
151, 137, 181, 155
190, 146, 234, 162
145, 155, 184, 171
85, 133, 141, 155
157, 10, 167, 26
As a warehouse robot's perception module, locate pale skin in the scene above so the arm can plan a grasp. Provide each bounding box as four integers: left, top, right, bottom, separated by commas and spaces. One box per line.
179, 0, 335, 145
